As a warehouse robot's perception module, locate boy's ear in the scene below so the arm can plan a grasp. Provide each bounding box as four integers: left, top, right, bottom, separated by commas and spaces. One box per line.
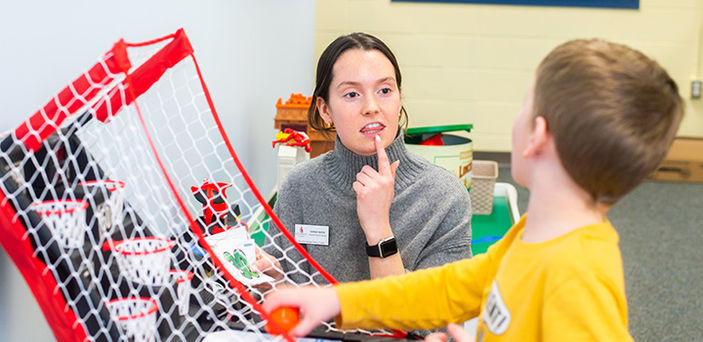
523, 116, 551, 158
317, 97, 332, 126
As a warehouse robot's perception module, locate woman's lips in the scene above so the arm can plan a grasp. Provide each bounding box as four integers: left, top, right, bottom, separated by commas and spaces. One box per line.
360, 122, 385, 136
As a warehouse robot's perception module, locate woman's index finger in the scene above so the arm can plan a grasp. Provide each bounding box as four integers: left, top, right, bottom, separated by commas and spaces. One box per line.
375, 134, 390, 175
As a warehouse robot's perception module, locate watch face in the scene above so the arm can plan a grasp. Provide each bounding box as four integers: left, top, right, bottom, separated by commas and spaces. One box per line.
380, 238, 398, 257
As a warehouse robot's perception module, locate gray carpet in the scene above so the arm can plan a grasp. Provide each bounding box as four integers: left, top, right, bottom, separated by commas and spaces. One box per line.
496, 167, 703, 341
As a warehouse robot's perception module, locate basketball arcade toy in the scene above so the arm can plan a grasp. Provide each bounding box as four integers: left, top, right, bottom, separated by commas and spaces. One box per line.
0, 29, 409, 341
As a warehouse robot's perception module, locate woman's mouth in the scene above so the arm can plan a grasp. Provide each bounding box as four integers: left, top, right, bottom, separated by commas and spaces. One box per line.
360, 122, 385, 136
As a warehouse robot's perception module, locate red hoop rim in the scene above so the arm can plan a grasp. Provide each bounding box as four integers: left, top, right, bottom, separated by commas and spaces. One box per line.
110, 237, 174, 255
78, 180, 126, 192
169, 269, 194, 283
107, 297, 159, 321
32, 200, 89, 216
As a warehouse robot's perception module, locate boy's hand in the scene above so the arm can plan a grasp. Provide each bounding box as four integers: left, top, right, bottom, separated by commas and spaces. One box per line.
425, 323, 475, 342
353, 134, 400, 244
262, 286, 341, 338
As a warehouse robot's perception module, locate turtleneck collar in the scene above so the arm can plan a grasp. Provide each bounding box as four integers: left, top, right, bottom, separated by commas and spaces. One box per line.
323, 131, 426, 193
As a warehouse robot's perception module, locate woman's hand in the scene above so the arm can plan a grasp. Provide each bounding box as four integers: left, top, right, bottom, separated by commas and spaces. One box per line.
424, 323, 475, 342
252, 247, 284, 281
262, 286, 341, 337
353, 134, 399, 245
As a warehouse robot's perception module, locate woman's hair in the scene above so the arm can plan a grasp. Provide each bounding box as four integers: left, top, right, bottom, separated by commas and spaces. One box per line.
307, 32, 408, 134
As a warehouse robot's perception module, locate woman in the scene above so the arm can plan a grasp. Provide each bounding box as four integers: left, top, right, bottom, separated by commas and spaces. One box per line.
258, 32, 471, 284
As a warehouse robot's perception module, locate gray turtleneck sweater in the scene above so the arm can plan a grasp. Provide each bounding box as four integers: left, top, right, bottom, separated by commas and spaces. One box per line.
266, 133, 472, 285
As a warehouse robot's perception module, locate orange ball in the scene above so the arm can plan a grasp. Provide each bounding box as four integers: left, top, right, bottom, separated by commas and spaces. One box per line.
265, 306, 300, 335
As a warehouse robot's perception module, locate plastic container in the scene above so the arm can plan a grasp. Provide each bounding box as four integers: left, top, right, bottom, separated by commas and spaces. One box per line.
404, 124, 474, 188
470, 160, 499, 215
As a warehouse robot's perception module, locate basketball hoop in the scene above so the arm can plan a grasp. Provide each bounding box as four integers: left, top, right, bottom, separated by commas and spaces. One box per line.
32, 199, 89, 249
79, 179, 125, 238
108, 237, 174, 285
169, 269, 194, 316
106, 297, 159, 342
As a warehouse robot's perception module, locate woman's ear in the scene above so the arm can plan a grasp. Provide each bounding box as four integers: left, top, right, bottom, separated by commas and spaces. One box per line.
317, 97, 332, 126
522, 115, 550, 158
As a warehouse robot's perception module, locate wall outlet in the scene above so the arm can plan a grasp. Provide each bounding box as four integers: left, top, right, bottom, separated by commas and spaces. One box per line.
692, 80, 702, 99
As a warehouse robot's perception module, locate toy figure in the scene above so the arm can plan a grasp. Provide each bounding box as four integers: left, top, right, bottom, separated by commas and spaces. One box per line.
190, 178, 240, 234
271, 128, 311, 153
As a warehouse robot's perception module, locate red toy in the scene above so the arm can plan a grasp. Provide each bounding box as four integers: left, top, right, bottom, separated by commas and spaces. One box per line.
272, 128, 312, 153
265, 306, 300, 336
190, 179, 240, 234
419, 133, 445, 146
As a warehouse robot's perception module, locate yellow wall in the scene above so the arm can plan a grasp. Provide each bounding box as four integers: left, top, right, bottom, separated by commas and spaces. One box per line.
314, 0, 702, 151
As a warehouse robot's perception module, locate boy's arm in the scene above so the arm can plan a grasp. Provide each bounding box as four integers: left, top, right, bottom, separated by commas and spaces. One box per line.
335, 218, 526, 332
542, 275, 633, 342
336, 255, 488, 331
263, 224, 512, 337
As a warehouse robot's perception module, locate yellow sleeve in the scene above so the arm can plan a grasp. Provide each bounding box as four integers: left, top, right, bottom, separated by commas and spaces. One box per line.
335, 252, 493, 331
542, 275, 633, 342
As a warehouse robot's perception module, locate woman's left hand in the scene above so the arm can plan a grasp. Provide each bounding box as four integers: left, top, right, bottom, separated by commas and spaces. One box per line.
353, 134, 399, 244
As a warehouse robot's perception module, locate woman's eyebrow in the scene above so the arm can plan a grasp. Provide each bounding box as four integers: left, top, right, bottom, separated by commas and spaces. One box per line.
376, 77, 395, 85
335, 80, 361, 89
336, 77, 396, 89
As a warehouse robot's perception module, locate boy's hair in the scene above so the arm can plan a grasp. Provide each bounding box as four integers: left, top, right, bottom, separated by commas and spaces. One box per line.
534, 39, 684, 204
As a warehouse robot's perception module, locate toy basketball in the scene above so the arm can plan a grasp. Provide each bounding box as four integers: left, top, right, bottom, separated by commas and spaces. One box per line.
265, 306, 300, 335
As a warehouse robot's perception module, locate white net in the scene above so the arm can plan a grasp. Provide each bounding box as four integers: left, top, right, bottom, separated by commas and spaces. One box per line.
0, 29, 405, 342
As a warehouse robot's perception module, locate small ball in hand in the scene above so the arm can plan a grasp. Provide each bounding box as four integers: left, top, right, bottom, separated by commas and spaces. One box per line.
265, 306, 300, 335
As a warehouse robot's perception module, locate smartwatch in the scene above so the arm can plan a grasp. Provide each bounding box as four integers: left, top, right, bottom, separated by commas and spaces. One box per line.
366, 236, 398, 258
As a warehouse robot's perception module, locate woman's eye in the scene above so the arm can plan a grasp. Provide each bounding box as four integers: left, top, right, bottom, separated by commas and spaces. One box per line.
344, 92, 359, 99
379, 88, 391, 95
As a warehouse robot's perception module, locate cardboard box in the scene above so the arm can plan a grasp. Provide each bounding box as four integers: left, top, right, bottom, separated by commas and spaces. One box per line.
649, 138, 703, 183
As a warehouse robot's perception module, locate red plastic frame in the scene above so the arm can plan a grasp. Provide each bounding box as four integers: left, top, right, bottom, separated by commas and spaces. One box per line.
1, 28, 357, 342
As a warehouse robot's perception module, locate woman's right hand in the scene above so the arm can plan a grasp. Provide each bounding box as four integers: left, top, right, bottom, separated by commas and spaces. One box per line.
353, 134, 399, 244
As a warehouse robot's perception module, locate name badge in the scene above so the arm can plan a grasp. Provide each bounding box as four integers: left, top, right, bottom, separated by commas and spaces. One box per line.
294, 224, 329, 246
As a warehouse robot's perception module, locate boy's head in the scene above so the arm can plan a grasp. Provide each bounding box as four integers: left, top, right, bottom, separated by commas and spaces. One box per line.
520, 39, 684, 205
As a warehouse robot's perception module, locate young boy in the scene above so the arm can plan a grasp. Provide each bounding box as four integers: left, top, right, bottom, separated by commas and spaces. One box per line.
262, 39, 684, 341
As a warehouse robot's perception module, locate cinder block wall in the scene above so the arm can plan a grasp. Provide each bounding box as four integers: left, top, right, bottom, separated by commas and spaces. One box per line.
314, 0, 702, 151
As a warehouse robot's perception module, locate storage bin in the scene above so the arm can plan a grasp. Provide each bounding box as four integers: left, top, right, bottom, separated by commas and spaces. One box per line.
405, 124, 473, 188
470, 160, 498, 215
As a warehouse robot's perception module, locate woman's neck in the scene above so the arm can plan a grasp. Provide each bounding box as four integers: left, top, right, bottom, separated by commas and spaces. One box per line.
325, 132, 425, 192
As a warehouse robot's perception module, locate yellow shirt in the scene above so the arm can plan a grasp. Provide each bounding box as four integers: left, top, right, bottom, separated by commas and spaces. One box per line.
335, 215, 633, 341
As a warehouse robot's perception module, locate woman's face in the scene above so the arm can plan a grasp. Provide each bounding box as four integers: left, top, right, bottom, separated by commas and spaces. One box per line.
317, 48, 401, 156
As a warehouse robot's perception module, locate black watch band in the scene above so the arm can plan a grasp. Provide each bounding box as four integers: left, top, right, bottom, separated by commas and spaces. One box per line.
366, 236, 398, 258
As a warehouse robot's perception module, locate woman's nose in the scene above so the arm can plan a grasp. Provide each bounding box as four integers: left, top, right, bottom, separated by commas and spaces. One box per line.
362, 95, 380, 115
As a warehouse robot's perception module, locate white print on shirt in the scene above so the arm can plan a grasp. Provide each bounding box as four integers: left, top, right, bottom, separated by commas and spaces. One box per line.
482, 281, 511, 335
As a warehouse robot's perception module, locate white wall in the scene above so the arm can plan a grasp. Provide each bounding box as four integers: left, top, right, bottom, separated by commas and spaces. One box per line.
315, 0, 702, 151
0, 1, 314, 340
